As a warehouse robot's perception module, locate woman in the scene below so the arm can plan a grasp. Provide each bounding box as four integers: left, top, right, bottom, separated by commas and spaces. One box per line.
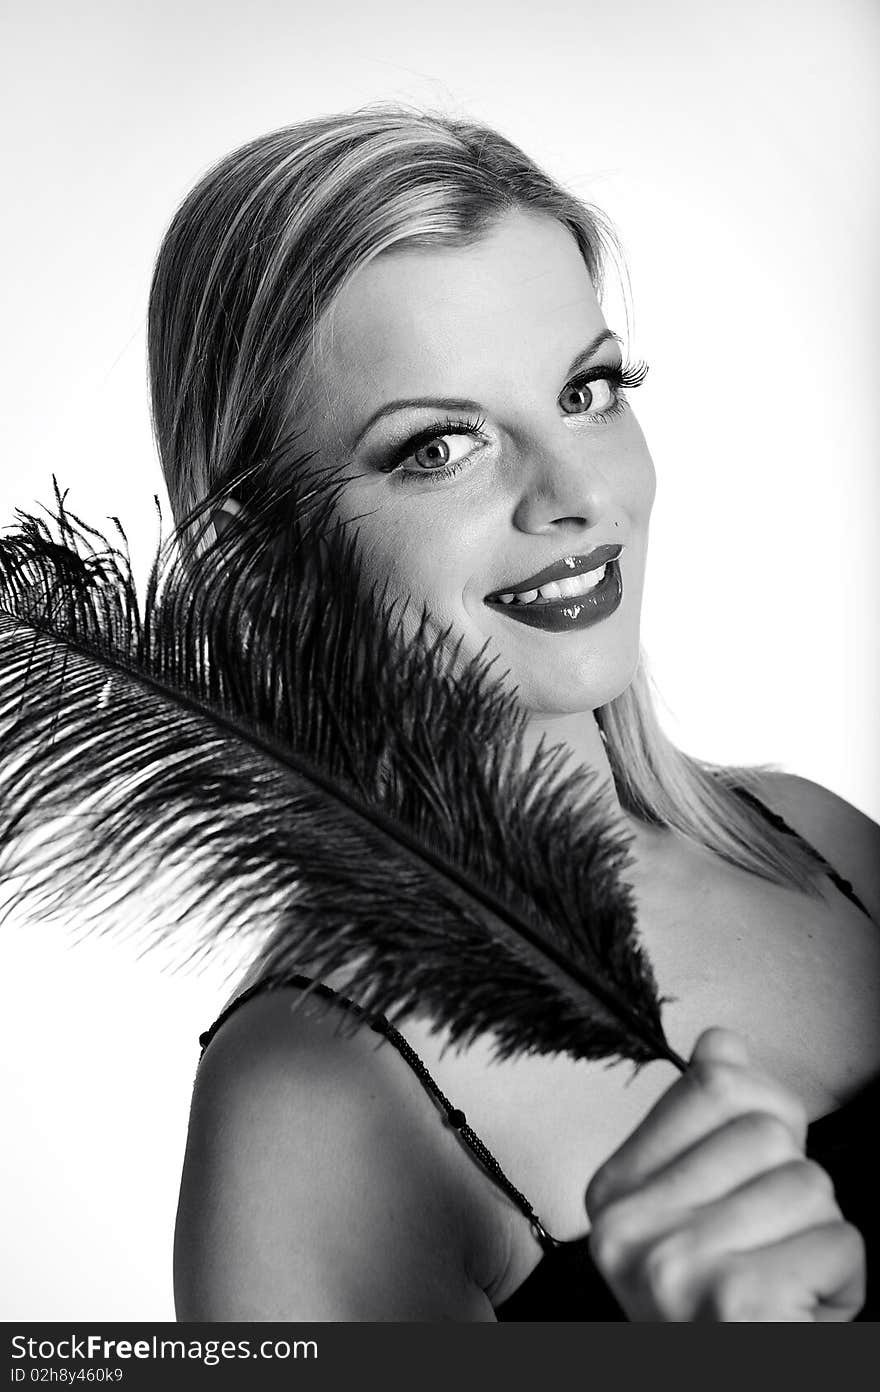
154, 107, 880, 1320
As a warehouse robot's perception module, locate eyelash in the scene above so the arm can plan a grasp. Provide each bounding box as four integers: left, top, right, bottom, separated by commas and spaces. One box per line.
381, 358, 650, 486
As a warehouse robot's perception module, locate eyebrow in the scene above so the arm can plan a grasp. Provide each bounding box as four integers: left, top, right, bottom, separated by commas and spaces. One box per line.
351, 328, 622, 449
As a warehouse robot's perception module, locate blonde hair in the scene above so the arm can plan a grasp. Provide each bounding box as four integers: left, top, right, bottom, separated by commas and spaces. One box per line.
148, 103, 827, 897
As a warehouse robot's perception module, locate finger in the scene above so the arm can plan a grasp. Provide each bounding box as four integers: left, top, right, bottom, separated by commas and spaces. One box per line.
684, 1032, 806, 1151
589, 1110, 804, 1247
692, 1027, 752, 1068
695, 1223, 866, 1322
586, 1041, 807, 1215
669, 1158, 840, 1260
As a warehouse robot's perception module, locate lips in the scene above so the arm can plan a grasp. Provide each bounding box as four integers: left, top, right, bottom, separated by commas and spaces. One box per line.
485, 556, 623, 632
485, 543, 622, 600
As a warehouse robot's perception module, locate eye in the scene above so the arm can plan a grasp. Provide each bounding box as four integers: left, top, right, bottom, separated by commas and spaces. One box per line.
410, 433, 480, 473
559, 376, 616, 416
379, 414, 489, 484
557, 358, 649, 423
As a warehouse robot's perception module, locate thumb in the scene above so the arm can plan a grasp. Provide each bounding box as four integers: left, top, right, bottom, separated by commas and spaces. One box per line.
690, 1026, 751, 1069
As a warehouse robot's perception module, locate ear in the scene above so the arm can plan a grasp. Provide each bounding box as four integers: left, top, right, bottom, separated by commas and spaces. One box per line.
211, 497, 244, 543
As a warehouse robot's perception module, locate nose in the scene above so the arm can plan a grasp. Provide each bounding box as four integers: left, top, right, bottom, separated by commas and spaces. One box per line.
511, 437, 614, 535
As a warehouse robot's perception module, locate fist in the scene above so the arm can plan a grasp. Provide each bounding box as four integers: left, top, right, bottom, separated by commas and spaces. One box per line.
585, 1029, 865, 1320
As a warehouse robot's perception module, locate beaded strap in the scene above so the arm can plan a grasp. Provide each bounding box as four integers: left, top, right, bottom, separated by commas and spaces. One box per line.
199, 974, 560, 1250
731, 784, 873, 921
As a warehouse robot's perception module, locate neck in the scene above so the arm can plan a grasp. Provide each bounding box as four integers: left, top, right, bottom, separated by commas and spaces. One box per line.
520, 708, 623, 818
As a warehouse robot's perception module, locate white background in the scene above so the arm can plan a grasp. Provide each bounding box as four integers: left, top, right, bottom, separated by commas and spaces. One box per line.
1, 0, 878, 1318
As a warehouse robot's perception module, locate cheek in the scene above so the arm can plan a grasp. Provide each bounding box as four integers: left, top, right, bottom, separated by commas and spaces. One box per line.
634, 461, 657, 523
349, 508, 472, 616
608, 420, 655, 516
623, 426, 657, 517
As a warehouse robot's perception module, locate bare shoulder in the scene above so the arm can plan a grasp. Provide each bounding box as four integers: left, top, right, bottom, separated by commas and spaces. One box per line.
751, 770, 880, 923
175, 985, 507, 1321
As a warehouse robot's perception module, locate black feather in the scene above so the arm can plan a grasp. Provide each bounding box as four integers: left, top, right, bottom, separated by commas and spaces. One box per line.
0, 456, 685, 1071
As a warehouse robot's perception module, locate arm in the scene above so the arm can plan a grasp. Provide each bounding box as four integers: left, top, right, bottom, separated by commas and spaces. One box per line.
753, 771, 880, 923
174, 988, 502, 1321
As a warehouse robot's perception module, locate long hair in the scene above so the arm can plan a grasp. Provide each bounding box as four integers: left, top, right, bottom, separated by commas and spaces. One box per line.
147, 102, 825, 896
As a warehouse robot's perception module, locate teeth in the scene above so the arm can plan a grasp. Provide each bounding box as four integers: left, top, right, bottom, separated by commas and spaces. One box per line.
493, 562, 611, 606
525, 565, 607, 602
548, 566, 606, 599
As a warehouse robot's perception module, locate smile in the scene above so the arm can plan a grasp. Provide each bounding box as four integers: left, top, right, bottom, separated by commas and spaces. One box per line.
483, 556, 623, 632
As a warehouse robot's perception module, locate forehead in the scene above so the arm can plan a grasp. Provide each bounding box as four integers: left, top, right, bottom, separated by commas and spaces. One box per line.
308, 211, 604, 420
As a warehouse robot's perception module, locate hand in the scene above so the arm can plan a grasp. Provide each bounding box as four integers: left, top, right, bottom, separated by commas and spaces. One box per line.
585, 1028, 865, 1320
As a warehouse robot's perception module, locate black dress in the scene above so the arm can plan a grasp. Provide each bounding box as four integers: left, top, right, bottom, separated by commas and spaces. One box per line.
197, 792, 878, 1321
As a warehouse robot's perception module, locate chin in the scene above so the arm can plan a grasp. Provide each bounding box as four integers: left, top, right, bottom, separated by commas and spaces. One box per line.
496, 632, 642, 716
411, 597, 642, 715
470, 549, 648, 716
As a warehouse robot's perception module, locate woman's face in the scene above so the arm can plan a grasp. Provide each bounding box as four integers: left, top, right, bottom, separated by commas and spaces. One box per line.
300, 209, 656, 715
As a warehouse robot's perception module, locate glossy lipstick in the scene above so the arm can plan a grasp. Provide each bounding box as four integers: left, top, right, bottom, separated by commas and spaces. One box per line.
484, 544, 623, 633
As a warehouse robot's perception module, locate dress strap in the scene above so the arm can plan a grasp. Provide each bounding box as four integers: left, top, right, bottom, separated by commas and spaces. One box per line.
730, 784, 873, 921
199, 973, 561, 1252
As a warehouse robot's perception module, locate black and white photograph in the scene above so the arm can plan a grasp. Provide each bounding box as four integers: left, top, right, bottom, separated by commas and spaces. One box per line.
1, 0, 878, 1351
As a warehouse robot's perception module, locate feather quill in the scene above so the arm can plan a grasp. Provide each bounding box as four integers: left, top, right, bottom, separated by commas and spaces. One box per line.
0, 457, 685, 1071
